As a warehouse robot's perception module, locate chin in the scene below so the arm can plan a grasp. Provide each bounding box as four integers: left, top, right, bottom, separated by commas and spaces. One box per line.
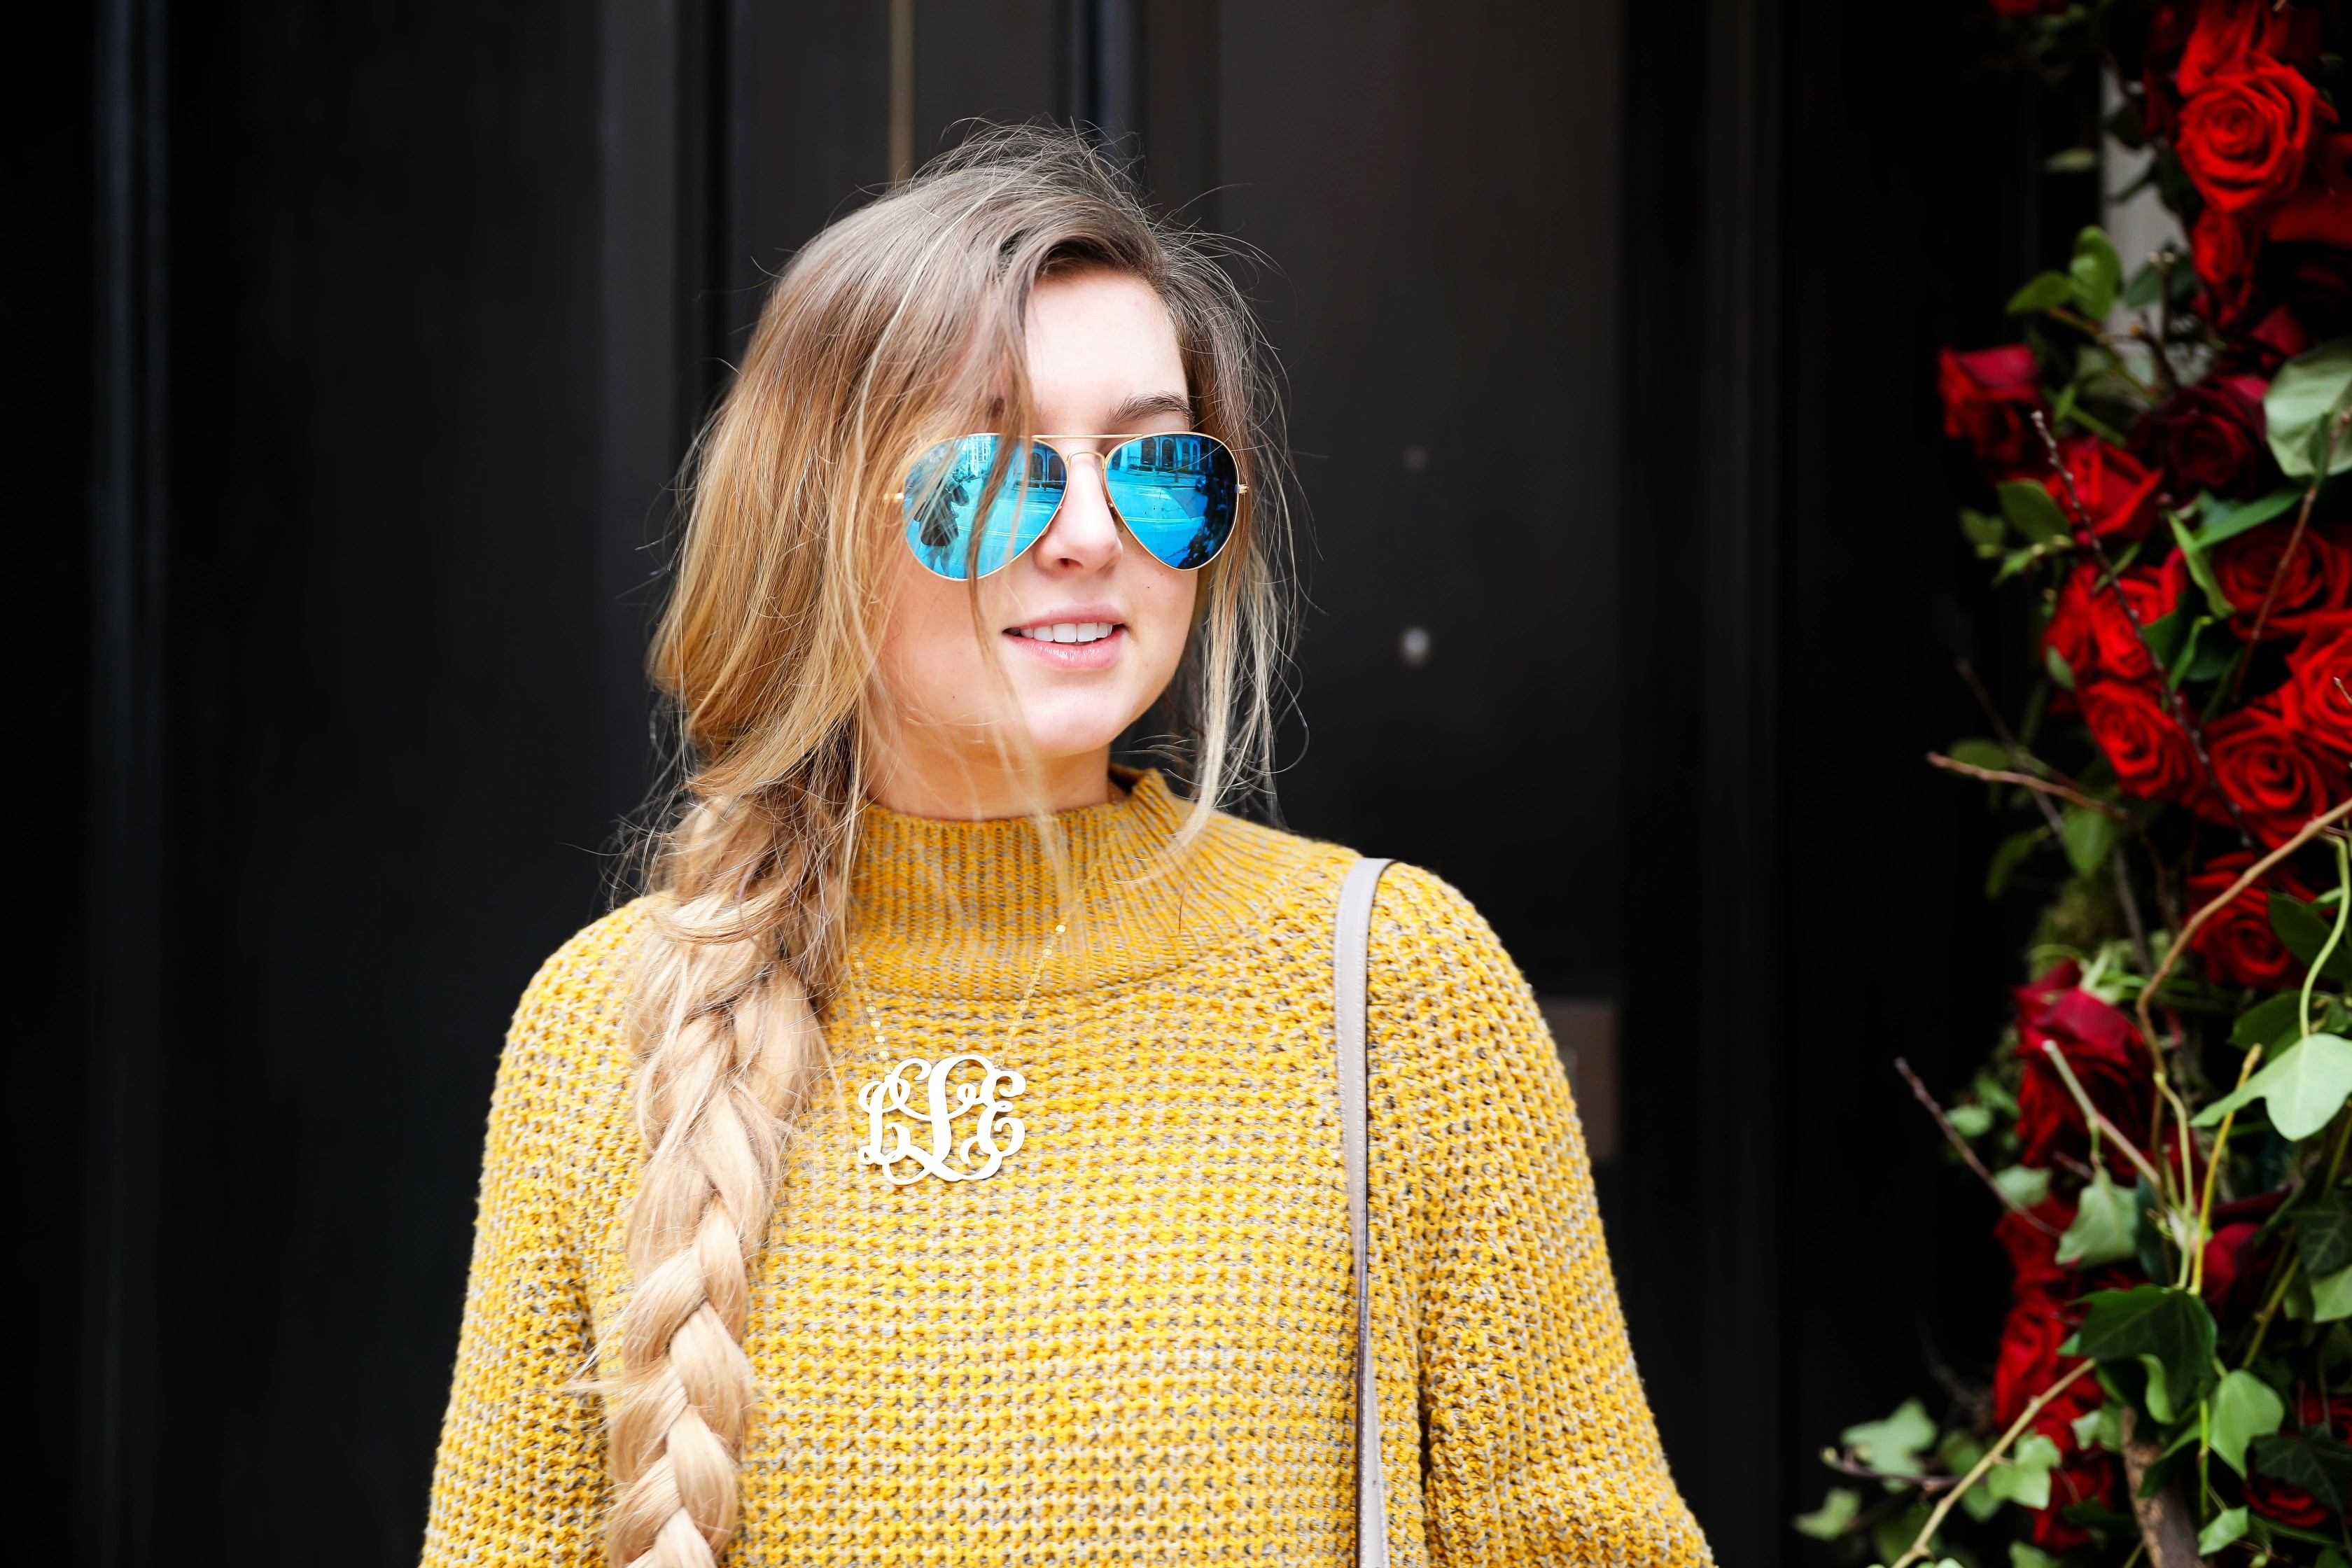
1012, 705, 1138, 763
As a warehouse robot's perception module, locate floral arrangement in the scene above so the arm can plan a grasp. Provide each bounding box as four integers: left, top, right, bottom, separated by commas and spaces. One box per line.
1794, 4, 2352, 1567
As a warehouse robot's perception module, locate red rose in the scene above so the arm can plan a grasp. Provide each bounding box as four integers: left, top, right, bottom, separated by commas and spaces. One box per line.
2202, 1219, 2271, 1313
2188, 849, 2316, 988
2045, 564, 2177, 683
2193, 206, 2262, 326
2047, 435, 2164, 542
1994, 1294, 2074, 1428
2032, 1449, 2125, 1551
2079, 677, 2206, 804
2215, 522, 2352, 634
2204, 696, 2342, 846
2281, 613, 2352, 755
2233, 303, 2318, 378
2013, 965, 2157, 1175
2249, 1471, 2334, 1529
1938, 345, 2045, 472
2248, 1387, 2352, 1527
2178, 55, 2334, 214
2141, 374, 2272, 497
2178, 0, 2326, 97
1996, 1198, 2076, 1301
2270, 133, 2352, 248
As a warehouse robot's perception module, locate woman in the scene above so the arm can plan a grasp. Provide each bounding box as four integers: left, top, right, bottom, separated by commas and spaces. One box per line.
422, 127, 1708, 1568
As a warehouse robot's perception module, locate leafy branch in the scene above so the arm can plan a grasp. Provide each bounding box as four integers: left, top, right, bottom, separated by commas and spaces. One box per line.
1885, 1362, 2096, 1568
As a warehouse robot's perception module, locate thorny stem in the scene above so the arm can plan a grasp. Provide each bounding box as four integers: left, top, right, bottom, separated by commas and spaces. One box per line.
2042, 1040, 2171, 1197
1953, 658, 2072, 840
1926, 752, 2132, 820
1894, 1057, 2063, 1236
1926, 742, 2180, 933
2234, 406, 2351, 700
2136, 799, 2352, 1048
1885, 1362, 2097, 1568
2153, 246, 2183, 396
2033, 412, 2252, 848
2193, 1044, 2265, 1296
2304, 835, 2352, 1041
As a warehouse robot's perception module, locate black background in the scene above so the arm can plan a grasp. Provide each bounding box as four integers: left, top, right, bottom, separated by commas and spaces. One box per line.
9, 1, 2094, 1562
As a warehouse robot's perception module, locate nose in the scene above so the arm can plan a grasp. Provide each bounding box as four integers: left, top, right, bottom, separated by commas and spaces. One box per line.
1030, 451, 1124, 573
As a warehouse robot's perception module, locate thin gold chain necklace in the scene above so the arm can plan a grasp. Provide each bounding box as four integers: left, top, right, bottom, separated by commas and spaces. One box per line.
846, 913, 1065, 1186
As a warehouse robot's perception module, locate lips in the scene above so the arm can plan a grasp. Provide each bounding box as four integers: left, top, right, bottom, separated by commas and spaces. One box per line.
1001, 614, 1126, 669
1011, 621, 1118, 644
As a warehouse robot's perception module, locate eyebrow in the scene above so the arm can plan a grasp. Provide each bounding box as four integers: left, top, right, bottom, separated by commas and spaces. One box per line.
1104, 391, 1194, 428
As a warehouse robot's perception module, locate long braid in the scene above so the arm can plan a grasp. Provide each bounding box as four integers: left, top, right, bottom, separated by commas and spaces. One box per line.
609, 765, 855, 1566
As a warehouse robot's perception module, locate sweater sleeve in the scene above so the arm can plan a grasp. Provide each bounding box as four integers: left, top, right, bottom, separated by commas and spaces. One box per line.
419, 920, 628, 1567
1365, 865, 1711, 1568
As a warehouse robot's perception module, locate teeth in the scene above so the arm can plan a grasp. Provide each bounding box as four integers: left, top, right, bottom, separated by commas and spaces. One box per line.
1018, 622, 1114, 644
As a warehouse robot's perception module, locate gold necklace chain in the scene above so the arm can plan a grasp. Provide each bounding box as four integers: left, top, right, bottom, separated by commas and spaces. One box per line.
848, 914, 1066, 1054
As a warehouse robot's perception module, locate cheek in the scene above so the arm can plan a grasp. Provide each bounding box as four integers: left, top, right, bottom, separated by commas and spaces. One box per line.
1130, 560, 1200, 678
876, 564, 1003, 714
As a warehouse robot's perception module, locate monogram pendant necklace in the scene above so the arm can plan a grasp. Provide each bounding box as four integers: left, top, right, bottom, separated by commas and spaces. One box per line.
848, 918, 1063, 1186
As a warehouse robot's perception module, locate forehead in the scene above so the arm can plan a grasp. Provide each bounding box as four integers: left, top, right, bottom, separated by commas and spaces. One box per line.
1023, 270, 1185, 400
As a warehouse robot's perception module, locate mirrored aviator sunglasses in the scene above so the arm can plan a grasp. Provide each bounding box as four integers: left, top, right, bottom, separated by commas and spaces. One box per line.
895, 432, 1245, 582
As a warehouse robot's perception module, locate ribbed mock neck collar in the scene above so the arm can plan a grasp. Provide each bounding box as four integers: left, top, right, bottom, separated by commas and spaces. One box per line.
845, 769, 1278, 1000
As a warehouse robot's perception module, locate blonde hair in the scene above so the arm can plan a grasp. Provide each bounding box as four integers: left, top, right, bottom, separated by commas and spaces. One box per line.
606, 125, 1292, 1567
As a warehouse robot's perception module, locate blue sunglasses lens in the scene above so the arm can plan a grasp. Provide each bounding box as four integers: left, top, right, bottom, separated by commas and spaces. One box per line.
1102, 433, 1240, 570
902, 435, 1068, 580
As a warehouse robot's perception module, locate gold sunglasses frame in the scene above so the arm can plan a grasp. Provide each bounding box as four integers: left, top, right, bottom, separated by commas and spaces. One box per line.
888, 430, 1248, 580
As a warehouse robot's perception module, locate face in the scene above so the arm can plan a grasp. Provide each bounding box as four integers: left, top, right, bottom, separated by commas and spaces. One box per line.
869, 268, 1200, 814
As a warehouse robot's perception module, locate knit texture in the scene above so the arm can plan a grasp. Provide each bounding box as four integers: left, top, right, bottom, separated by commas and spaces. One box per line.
421, 772, 1710, 1567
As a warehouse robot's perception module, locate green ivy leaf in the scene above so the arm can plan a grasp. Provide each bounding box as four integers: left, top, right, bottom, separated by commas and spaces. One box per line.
2197, 1505, 2251, 1556
2062, 803, 2119, 877
2071, 227, 2123, 321
2274, 895, 2352, 983
2044, 644, 2077, 691
2073, 1286, 2219, 1415
2059, 1170, 2141, 1267
2252, 1429, 2352, 1511
2316, 1261, 2352, 1323
2071, 1402, 2122, 1453
2008, 270, 2076, 315
1792, 1486, 1860, 1541
1985, 1432, 2063, 1508
2000, 480, 2072, 545
1947, 1102, 1994, 1138
2236, 993, 2311, 1052
1840, 1398, 1938, 1475
1995, 1165, 2052, 1208
1948, 736, 2013, 772
2211, 1370, 2288, 1474
2267, 337, 2352, 479
2010, 1545, 2062, 1568
1960, 507, 2007, 552
2196, 1033, 2352, 1140
2300, 1196, 2352, 1278
2122, 262, 2163, 311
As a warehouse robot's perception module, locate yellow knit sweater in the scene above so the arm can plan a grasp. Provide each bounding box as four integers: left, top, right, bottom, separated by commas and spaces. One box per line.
422, 772, 1709, 1567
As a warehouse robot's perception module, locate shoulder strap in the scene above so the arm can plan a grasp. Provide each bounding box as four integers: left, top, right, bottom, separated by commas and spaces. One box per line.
1334, 855, 1394, 1568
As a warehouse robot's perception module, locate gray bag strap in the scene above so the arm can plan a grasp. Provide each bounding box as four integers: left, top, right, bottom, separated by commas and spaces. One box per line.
1335, 855, 1394, 1567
